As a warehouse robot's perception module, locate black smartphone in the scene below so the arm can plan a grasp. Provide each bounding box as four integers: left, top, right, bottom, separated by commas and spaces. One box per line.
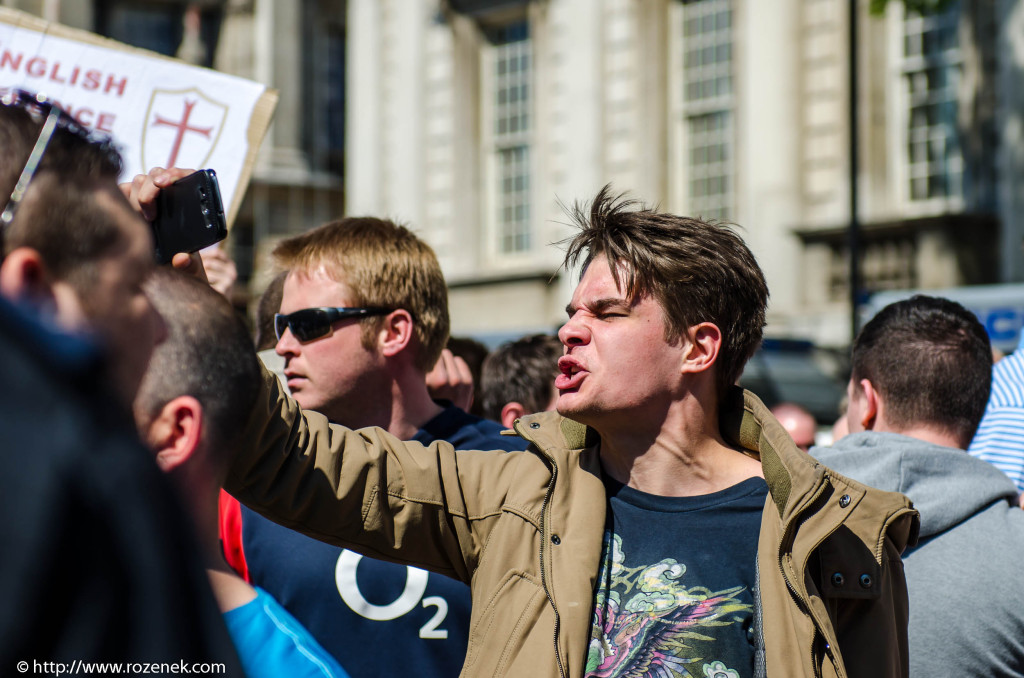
151, 169, 228, 265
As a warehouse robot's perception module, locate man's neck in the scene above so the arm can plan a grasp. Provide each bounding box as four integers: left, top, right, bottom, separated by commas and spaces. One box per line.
873, 421, 965, 450
385, 377, 445, 439
597, 400, 763, 497
173, 475, 258, 614
170, 469, 223, 562
339, 369, 444, 440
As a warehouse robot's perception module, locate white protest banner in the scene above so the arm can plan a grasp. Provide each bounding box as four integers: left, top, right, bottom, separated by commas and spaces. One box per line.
0, 8, 278, 227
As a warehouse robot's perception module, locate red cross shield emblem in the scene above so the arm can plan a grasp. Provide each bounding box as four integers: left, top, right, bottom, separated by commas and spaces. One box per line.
141, 87, 228, 170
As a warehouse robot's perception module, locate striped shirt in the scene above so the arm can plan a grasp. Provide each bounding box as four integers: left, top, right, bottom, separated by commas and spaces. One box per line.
969, 332, 1024, 492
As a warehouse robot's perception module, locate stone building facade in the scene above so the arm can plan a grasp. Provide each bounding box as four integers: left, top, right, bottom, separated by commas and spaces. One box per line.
345, 0, 1022, 347
10, 0, 1023, 348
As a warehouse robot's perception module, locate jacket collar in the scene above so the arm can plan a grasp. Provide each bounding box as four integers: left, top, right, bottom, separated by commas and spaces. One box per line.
718, 386, 825, 519
513, 409, 598, 456
524, 388, 857, 525
717, 386, 919, 551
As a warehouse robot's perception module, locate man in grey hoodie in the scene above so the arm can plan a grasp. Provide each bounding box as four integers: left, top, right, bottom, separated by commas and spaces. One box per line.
812, 295, 1024, 678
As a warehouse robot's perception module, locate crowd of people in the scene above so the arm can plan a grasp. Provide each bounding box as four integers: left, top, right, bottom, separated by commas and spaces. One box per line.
4, 89, 1024, 678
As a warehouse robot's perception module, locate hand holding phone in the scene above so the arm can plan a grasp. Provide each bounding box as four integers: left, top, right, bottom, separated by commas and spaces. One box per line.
151, 169, 227, 265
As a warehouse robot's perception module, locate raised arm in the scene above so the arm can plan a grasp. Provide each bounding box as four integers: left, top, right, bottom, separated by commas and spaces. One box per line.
223, 363, 523, 582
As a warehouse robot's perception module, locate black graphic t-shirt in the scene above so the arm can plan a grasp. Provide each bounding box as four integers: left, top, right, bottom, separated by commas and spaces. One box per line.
585, 476, 768, 678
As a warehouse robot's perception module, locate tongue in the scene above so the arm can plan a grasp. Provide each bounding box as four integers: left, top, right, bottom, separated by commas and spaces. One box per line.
555, 370, 585, 390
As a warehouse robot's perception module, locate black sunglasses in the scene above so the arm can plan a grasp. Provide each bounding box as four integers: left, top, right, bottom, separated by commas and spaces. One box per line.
274, 306, 395, 343
1, 89, 120, 231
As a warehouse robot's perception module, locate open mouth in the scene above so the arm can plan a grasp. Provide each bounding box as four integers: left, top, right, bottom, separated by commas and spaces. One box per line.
555, 357, 586, 391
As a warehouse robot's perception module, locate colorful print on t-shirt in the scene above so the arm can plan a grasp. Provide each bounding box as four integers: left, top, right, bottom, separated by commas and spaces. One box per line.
585, 476, 768, 678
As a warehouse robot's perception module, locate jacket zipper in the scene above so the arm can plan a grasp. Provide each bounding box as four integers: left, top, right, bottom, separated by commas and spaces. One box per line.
516, 420, 568, 678
540, 466, 567, 678
775, 476, 833, 678
752, 558, 767, 678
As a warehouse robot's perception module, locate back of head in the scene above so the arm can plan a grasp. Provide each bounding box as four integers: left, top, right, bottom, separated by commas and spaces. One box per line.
273, 217, 450, 371
254, 270, 288, 351
561, 185, 768, 401
134, 269, 261, 466
852, 295, 991, 445
1, 93, 127, 293
480, 334, 563, 421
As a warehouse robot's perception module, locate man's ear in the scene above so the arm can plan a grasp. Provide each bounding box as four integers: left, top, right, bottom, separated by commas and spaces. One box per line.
501, 401, 528, 429
679, 322, 722, 375
143, 395, 204, 472
858, 378, 880, 431
0, 246, 56, 313
0, 246, 92, 331
379, 309, 415, 358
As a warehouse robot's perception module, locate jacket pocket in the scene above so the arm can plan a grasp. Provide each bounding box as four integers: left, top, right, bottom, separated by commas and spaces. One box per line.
464, 569, 548, 676
816, 525, 881, 601
811, 526, 886, 678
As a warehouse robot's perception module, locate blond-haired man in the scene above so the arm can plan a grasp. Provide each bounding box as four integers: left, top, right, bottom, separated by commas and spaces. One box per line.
221, 217, 526, 677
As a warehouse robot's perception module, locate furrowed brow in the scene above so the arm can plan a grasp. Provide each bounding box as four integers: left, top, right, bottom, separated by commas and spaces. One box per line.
591, 297, 630, 312
566, 297, 630, 317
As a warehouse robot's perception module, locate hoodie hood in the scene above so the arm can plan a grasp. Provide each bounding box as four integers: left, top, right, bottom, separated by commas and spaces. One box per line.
811, 431, 1017, 538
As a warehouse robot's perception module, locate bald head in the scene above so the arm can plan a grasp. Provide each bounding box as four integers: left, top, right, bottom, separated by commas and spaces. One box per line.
771, 402, 816, 452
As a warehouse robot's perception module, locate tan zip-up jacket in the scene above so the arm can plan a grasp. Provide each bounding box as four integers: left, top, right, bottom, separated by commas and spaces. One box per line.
226, 370, 918, 678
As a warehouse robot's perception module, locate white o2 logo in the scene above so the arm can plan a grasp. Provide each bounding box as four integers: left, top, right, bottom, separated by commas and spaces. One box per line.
335, 550, 449, 639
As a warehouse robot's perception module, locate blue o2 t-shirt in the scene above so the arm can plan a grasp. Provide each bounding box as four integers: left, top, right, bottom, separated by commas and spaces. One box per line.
585, 476, 768, 678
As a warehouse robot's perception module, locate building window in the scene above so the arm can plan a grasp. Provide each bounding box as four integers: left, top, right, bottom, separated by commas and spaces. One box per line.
687, 111, 732, 221
95, 1, 222, 68
487, 22, 532, 254
302, 3, 346, 176
828, 238, 917, 302
904, 2, 962, 202
682, 0, 733, 221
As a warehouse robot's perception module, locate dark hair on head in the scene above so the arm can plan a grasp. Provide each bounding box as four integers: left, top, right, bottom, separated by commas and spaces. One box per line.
135, 269, 261, 470
273, 217, 450, 371
560, 185, 769, 401
0, 100, 129, 289
0, 101, 123, 194
480, 334, 562, 422
254, 270, 288, 351
852, 294, 992, 446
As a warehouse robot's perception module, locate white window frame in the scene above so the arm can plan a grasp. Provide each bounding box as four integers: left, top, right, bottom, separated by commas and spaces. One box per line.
480, 21, 535, 264
672, 0, 735, 222
888, 1, 965, 216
